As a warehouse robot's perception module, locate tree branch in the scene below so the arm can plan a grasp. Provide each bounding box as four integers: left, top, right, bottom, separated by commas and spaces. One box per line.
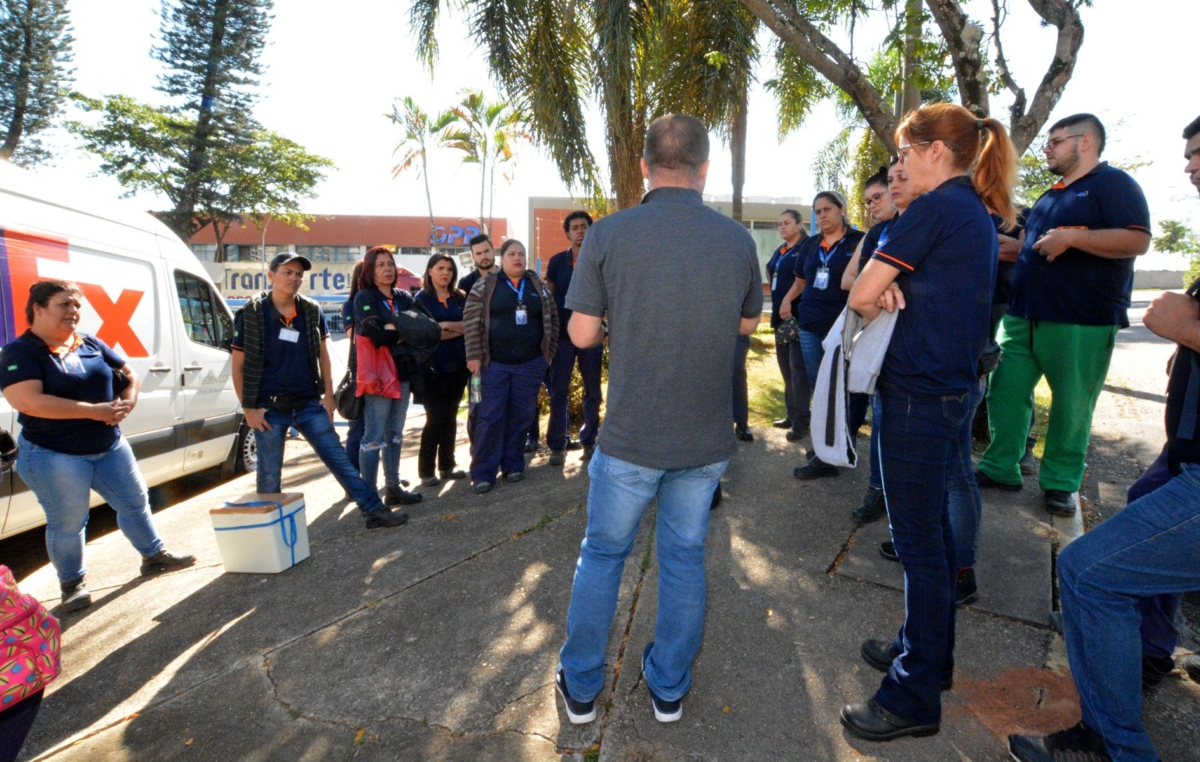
989, 0, 1025, 114
738, 0, 897, 152
1011, 0, 1084, 153
923, 0, 989, 117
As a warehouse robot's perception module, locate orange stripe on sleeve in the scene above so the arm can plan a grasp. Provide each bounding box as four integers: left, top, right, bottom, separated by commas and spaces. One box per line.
874, 251, 915, 272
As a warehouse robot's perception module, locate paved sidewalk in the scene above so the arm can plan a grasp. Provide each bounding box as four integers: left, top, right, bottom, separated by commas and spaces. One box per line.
12, 305, 1200, 761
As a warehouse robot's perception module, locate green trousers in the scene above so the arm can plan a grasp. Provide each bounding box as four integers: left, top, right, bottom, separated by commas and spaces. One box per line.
978, 314, 1117, 492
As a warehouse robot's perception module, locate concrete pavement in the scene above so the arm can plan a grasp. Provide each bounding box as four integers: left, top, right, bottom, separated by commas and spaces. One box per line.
10, 299, 1200, 761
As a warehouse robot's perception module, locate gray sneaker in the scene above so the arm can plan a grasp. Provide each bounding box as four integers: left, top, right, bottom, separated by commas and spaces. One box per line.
60, 576, 92, 613
140, 549, 197, 576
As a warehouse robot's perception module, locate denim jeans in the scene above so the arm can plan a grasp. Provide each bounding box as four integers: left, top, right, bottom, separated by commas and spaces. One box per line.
255, 399, 385, 515
775, 341, 808, 428
344, 415, 364, 471
1126, 448, 1183, 660
471, 357, 547, 483
559, 448, 728, 703
548, 342, 603, 450
1057, 461, 1200, 762
947, 380, 985, 568
360, 385, 410, 492
786, 340, 813, 431
798, 328, 825, 387
732, 334, 750, 428
875, 383, 973, 725
17, 435, 163, 584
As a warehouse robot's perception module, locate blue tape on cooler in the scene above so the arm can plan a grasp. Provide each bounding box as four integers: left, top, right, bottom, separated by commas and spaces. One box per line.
215, 500, 302, 568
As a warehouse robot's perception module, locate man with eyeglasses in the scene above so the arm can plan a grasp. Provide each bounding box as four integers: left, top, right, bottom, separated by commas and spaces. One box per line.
1007, 113, 1200, 762
976, 114, 1151, 517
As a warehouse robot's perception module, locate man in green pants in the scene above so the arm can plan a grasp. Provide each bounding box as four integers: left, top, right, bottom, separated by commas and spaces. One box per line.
977, 114, 1151, 516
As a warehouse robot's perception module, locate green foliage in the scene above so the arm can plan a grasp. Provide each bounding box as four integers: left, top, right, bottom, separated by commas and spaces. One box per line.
67, 93, 331, 257
389, 95, 457, 251
1155, 220, 1200, 255
0, 0, 74, 164
764, 41, 830, 141
1015, 148, 1054, 208
150, 0, 274, 239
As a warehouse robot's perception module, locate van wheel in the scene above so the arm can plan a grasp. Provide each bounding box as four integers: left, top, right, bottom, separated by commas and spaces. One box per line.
236, 421, 257, 474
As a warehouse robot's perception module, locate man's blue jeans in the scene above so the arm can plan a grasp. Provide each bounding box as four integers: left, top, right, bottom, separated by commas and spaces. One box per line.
360, 385, 410, 492
559, 449, 728, 704
255, 399, 384, 514
732, 334, 750, 428
471, 357, 547, 483
17, 435, 163, 584
1058, 461, 1200, 762
547, 342, 603, 450
875, 383, 972, 725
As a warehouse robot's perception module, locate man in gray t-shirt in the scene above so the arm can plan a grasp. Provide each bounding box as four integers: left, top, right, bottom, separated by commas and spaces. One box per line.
555, 115, 762, 727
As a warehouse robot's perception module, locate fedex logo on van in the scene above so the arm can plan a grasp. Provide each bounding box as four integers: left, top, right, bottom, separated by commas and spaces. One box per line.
0, 229, 155, 357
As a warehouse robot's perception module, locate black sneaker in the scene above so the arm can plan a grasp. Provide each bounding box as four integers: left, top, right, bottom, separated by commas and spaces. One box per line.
473, 481, 493, 494
365, 506, 409, 529
642, 643, 682, 722
384, 487, 423, 506
1044, 490, 1075, 516
1142, 653, 1175, 689
956, 567, 978, 606
879, 540, 899, 562
59, 576, 92, 613
505, 471, 525, 483
548, 450, 565, 466
525, 439, 539, 453
852, 487, 886, 523
140, 549, 197, 576
773, 418, 792, 429
735, 425, 753, 442
1007, 721, 1112, 762
975, 470, 1022, 491
440, 469, 467, 480
794, 456, 838, 481
785, 428, 807, 442
555, 668, 596, 724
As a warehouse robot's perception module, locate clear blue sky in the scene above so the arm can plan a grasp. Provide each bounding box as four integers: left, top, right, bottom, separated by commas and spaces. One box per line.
36, 0, 1199, 263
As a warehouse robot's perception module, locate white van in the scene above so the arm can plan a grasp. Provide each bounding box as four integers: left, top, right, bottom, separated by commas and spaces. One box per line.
0, 162, 253, 540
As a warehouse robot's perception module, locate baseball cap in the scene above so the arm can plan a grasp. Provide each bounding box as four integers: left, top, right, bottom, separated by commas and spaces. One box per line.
269, 251, 313, 272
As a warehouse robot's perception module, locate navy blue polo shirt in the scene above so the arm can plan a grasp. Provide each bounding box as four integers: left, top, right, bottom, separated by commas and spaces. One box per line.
415, 290, 467, 373
459, 269, 486, 296
488, 274, 544, 365
232, 298, 328, 405
544, 248, 580, 338
767, 240, 804, 328
873, 175, 997, 396
1008, 163, 1151, 327
0, 332, 126, 455
794, 229, 865, 336
857, 216, 897, 273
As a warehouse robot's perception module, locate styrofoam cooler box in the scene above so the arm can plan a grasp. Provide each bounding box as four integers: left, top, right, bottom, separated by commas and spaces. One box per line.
209, 493, 309, 573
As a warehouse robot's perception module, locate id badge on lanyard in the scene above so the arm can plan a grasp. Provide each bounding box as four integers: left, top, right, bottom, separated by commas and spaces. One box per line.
515, 305, 528, 325
62, 351, 85, 374
813, 267, 830, 290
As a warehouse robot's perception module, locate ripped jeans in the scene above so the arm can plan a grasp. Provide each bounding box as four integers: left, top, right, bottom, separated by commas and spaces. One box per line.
360, 385, 410, 492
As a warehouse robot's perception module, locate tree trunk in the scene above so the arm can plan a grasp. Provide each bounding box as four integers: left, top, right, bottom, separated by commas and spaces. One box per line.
488, 160, 496, 237
479, 137, 487, 232
422, 153, 439, 253
0, 3, 34, 162
923, 0, 989, 117
172, 0, 231, 242
900, 0, 922, 117
730, 81, 748, 224
213, 220, 227, 263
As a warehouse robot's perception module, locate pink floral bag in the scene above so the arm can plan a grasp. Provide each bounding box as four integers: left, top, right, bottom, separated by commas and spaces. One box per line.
0, 565, 61, 710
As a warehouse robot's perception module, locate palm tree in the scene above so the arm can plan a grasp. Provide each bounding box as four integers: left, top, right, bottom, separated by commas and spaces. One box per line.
655, 0, 758, 221
388, 95, 455, 251
410, 0, 657, 211
442, 89, 529, 233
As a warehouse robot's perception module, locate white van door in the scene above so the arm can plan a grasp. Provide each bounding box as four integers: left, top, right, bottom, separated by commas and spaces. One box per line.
170, 265, 239, 471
